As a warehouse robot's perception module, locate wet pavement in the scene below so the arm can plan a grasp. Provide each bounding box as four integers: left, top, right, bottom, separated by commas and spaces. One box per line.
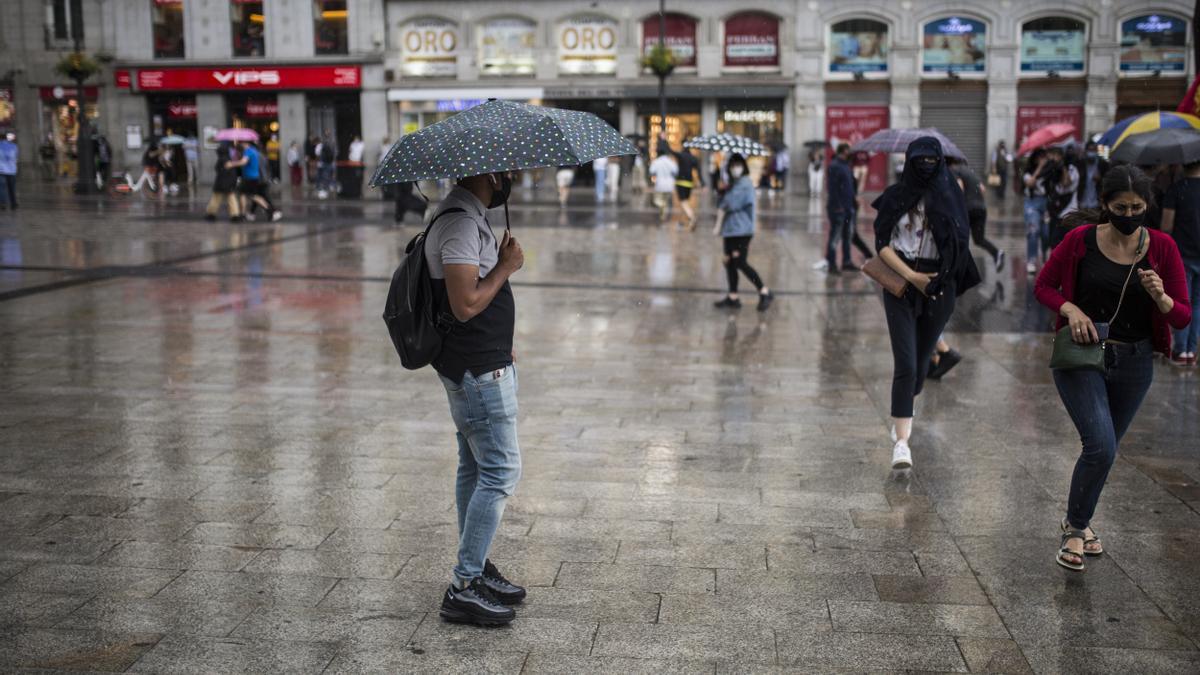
1, 185, 1198, 673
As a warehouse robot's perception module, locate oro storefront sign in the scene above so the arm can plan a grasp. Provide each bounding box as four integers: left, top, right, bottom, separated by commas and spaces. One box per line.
642, 13, 697, 69
401, 17, 459, 77
724, 12, 779, 68
558, 16, 618, 75
479, 18, 537, 76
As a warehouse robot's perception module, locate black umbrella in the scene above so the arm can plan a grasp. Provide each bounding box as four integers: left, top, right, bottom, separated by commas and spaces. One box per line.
1109, 127, 1200, 165
371, 100, 637, 185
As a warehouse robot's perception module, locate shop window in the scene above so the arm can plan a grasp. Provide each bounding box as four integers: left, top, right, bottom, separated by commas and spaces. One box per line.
1120, 14, 1187, 74
641, 13, 697, 70
921, 16, 986, 74
723, 11, 779, 69
314, 0, 348, 55
231, 1, 265, 57
153, 0, 185, 59
1020, 17, 1086, 74
828, 19, 888, 74
478, 17, 537, 76
45, 0, 83, 46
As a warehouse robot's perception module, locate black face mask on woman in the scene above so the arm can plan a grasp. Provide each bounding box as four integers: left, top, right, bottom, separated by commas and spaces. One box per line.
1109, 211, 1145, 236
488, 173, 513, 209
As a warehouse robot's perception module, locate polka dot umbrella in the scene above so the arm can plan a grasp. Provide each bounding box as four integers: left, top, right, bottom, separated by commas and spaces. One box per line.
371, 99, 638, 186
683, 133, 769, 157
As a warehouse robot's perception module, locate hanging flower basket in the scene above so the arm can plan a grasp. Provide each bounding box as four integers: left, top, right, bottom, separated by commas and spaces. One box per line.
54, 52, 102, 82
642, 43, 677, 78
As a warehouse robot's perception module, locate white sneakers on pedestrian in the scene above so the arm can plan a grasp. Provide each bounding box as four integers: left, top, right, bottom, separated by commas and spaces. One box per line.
891, 439, 913, 469
1026, 262, 1037, 275
317, 189, 329, 200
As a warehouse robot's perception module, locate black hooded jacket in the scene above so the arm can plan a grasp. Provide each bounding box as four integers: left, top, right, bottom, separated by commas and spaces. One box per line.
871, 137, 981, 297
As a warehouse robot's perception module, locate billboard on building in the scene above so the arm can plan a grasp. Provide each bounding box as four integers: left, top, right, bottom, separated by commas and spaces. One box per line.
923, 17, 986, 73
826, 105, 889, 192
400, 17, 459, 77
479, 18, 537, 76
1120, 14, 1187, 73
1016, 106, 1083, 150
642, 13, 697, 69
724, 12, 779, 68
829, 19, 888, 74
1021, 24, 1086, 72
558, 16, 618, 75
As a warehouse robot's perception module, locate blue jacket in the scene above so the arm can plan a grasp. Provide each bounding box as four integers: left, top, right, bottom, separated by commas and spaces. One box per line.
827, 157, 855, 214
719, 176, 756, 237
0, 141, 17, 175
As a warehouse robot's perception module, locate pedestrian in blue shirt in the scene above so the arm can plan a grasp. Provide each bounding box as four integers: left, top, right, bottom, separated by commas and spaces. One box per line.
0, 132, 19, 210
713, 154, 774, 311
225, 140, 281, 221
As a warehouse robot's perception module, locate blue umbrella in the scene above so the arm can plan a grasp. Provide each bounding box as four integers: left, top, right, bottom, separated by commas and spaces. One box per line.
372, 99, 637, 185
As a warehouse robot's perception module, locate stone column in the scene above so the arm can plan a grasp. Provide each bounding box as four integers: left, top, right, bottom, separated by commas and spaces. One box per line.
619, 100, 637, 135
185, 0, 232, 60
888, 46, 922, 130
701, 98, 718, 135
986, 46, 1019, 155
194, 93, 227, 185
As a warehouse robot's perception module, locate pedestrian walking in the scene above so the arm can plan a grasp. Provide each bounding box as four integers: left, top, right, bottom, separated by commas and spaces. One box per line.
949, 157, 1005, 272
872, 137, 981, 469
713, 154, 774, 311
773, 148, 790, 191
808, 148, 824, 195
1045, 146, 1081, 249
226, 140, 281, 221
266, 134, 281, 183
425, 172, 527, 626
93, 134, 112, 190
183, 135, 199, 185
650, 151, 677, 223
316, 133, 337, 198
1034, 165, 1191, 572
0, 132, 17, 210
606, 155, 620, 200
305, 134, 318, 185
554, 165, 574, 208
1162, 160, 1200, 365
989, 140, 1012, 201
348, 135, 364, 163
1079, 141, 1104, 210
286, 141, 303, 187
1022, 148, 1050, 274
204, 141, 243, 222
127, 142, 161, 194
393, 181, 424, 223
39, 134, 56, 181
592, 156, 608, 202
674, 148, 702, 229
825, 143, 874, 272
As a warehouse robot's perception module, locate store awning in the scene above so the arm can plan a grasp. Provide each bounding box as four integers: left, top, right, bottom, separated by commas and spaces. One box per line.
386, 87, 544, 102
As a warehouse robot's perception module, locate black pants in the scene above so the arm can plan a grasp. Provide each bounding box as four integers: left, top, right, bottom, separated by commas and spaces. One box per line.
723, 236, 765, 294
968, 208, 999, 260
1, 174, 15, 208
826, 206, 873, 269
883, 280, 956, 418
241, 180, 275, 214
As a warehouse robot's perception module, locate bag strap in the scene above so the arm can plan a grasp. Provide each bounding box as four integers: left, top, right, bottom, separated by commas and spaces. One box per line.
422, 206, 466, 237
1107, 227, 1148, 325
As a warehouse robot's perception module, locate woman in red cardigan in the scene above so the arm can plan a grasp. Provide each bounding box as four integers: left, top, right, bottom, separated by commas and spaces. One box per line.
1035, 165, 1192, 572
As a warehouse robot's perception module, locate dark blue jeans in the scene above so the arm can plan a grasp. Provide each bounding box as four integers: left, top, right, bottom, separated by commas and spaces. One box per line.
1053, 340, 1154, 530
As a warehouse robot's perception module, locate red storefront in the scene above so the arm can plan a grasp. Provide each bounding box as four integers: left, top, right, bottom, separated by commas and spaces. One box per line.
826, 105, 889, 192
723, 12, 780, 70
1015, 105, 1084, 151
641, 13, 697, 70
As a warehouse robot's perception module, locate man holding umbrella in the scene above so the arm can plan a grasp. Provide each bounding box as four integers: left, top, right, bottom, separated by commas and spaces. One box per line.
374, 99, 636, 627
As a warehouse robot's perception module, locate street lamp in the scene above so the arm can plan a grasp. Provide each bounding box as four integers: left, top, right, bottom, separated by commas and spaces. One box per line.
643, 0, 676, 153
55, 0, 99, 194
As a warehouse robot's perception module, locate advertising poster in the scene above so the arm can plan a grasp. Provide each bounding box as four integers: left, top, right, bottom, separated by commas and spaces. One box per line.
1016, 106, 1083, 150
558, 16, 618, 75
923, 17, 986, 73
829, 20, 888, 73
826, 105, 889, 192
642, 14, 697, 68
1020, 28, 1085, 72
400, 17, 459, 77
724, 12, 779, 68
1120, 14, 1187, 72
479, 18, 537, 76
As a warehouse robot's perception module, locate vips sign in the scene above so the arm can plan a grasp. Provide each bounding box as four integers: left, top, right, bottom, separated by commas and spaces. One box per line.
400, 18, 459, 77
558, 16, 618, 75
825, 106, 889, 192
724, 12, 779, 68
136, 66, 361, 91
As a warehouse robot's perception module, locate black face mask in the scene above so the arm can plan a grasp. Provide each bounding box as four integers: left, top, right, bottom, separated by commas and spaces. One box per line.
488, 174, 512, 209
913, 159, 939, 181
1109, 211, 1145, 236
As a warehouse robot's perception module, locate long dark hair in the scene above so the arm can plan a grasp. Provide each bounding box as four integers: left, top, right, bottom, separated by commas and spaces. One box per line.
1061, 164, 1155, 229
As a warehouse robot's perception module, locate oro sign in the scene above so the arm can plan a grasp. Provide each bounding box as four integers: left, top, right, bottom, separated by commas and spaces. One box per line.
558, 16, 618, 75
401, 18, 459, 77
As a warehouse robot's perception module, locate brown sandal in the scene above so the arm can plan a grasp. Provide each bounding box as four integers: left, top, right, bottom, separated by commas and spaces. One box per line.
1062, 518, 1103, 556
1056, 529, 1086, 571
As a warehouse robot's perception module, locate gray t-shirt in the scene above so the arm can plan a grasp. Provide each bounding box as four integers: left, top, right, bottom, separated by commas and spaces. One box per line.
425, 186, 499, 278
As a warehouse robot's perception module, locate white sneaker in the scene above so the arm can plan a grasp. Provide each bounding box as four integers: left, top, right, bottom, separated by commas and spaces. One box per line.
890, 426, 897, 443
271, 210, 283, 222
317, 190, 328, 200
812, 259, 829, 271
891, 439, 913, 469
1026, 262, 1037, 275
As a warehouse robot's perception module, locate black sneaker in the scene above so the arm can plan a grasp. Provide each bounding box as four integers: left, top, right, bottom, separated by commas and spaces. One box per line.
927, 349, 962, 380
713, 297, 742, 309
440, 578, 515, 627
204, 214, 216, 222
482, 559, 526, 605
756, 291, 774, 312
995, 250, 1006, 273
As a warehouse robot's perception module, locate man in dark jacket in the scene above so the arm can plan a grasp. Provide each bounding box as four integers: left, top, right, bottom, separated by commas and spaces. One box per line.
826, 143, 857, 273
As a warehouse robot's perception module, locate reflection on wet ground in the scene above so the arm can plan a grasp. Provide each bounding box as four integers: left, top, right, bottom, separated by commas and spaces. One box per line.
0, 187, 1198, 672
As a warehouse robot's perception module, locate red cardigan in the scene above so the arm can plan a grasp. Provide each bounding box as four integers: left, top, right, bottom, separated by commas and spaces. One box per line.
1035, 225, 1192, 355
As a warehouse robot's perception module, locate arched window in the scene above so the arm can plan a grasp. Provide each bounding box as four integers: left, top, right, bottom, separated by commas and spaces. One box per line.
922, 16, 986, 74
557, 15, 618, 75
723, 12, 779, 69
641, 13, 698, 69
1020, 17, 1086, 74
399, 17, 459, 77
829, 19, 888, 74
478, 17, 537, 76
1120, 14, 1187, 74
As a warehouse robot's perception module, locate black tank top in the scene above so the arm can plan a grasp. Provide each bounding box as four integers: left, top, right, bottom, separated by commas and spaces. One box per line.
1074, 228, 1154, 343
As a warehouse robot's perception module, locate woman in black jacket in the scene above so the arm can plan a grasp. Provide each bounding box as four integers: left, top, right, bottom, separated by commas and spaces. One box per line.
204, 142, 243, 222
872, 137, 981, 469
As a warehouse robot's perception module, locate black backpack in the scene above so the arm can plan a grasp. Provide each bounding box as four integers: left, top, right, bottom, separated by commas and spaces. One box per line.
383, 207, 463, 369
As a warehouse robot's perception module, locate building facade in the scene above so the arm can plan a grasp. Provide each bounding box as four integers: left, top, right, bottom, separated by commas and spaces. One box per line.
0, 0, 1192, 191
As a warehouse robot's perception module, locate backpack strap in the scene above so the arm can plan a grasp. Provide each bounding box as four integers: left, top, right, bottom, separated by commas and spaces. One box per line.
422, 206, 466, 236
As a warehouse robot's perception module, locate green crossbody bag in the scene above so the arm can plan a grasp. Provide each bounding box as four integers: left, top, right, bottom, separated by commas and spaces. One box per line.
1049, 229, 1146, 373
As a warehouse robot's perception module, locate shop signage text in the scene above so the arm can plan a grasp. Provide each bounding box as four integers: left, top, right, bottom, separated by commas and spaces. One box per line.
641, 14, 697, 68
136, 66, 361, 91
244, 100, 278, 118
1120, 14, 1187, 73
401, 18, 459, 77
558, 16, 618, 75
115, 70, 132, 89
38, 86, 99, 102
723, 110, 777, 123
724, 12, 779, 68
167, 101, 197, 119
